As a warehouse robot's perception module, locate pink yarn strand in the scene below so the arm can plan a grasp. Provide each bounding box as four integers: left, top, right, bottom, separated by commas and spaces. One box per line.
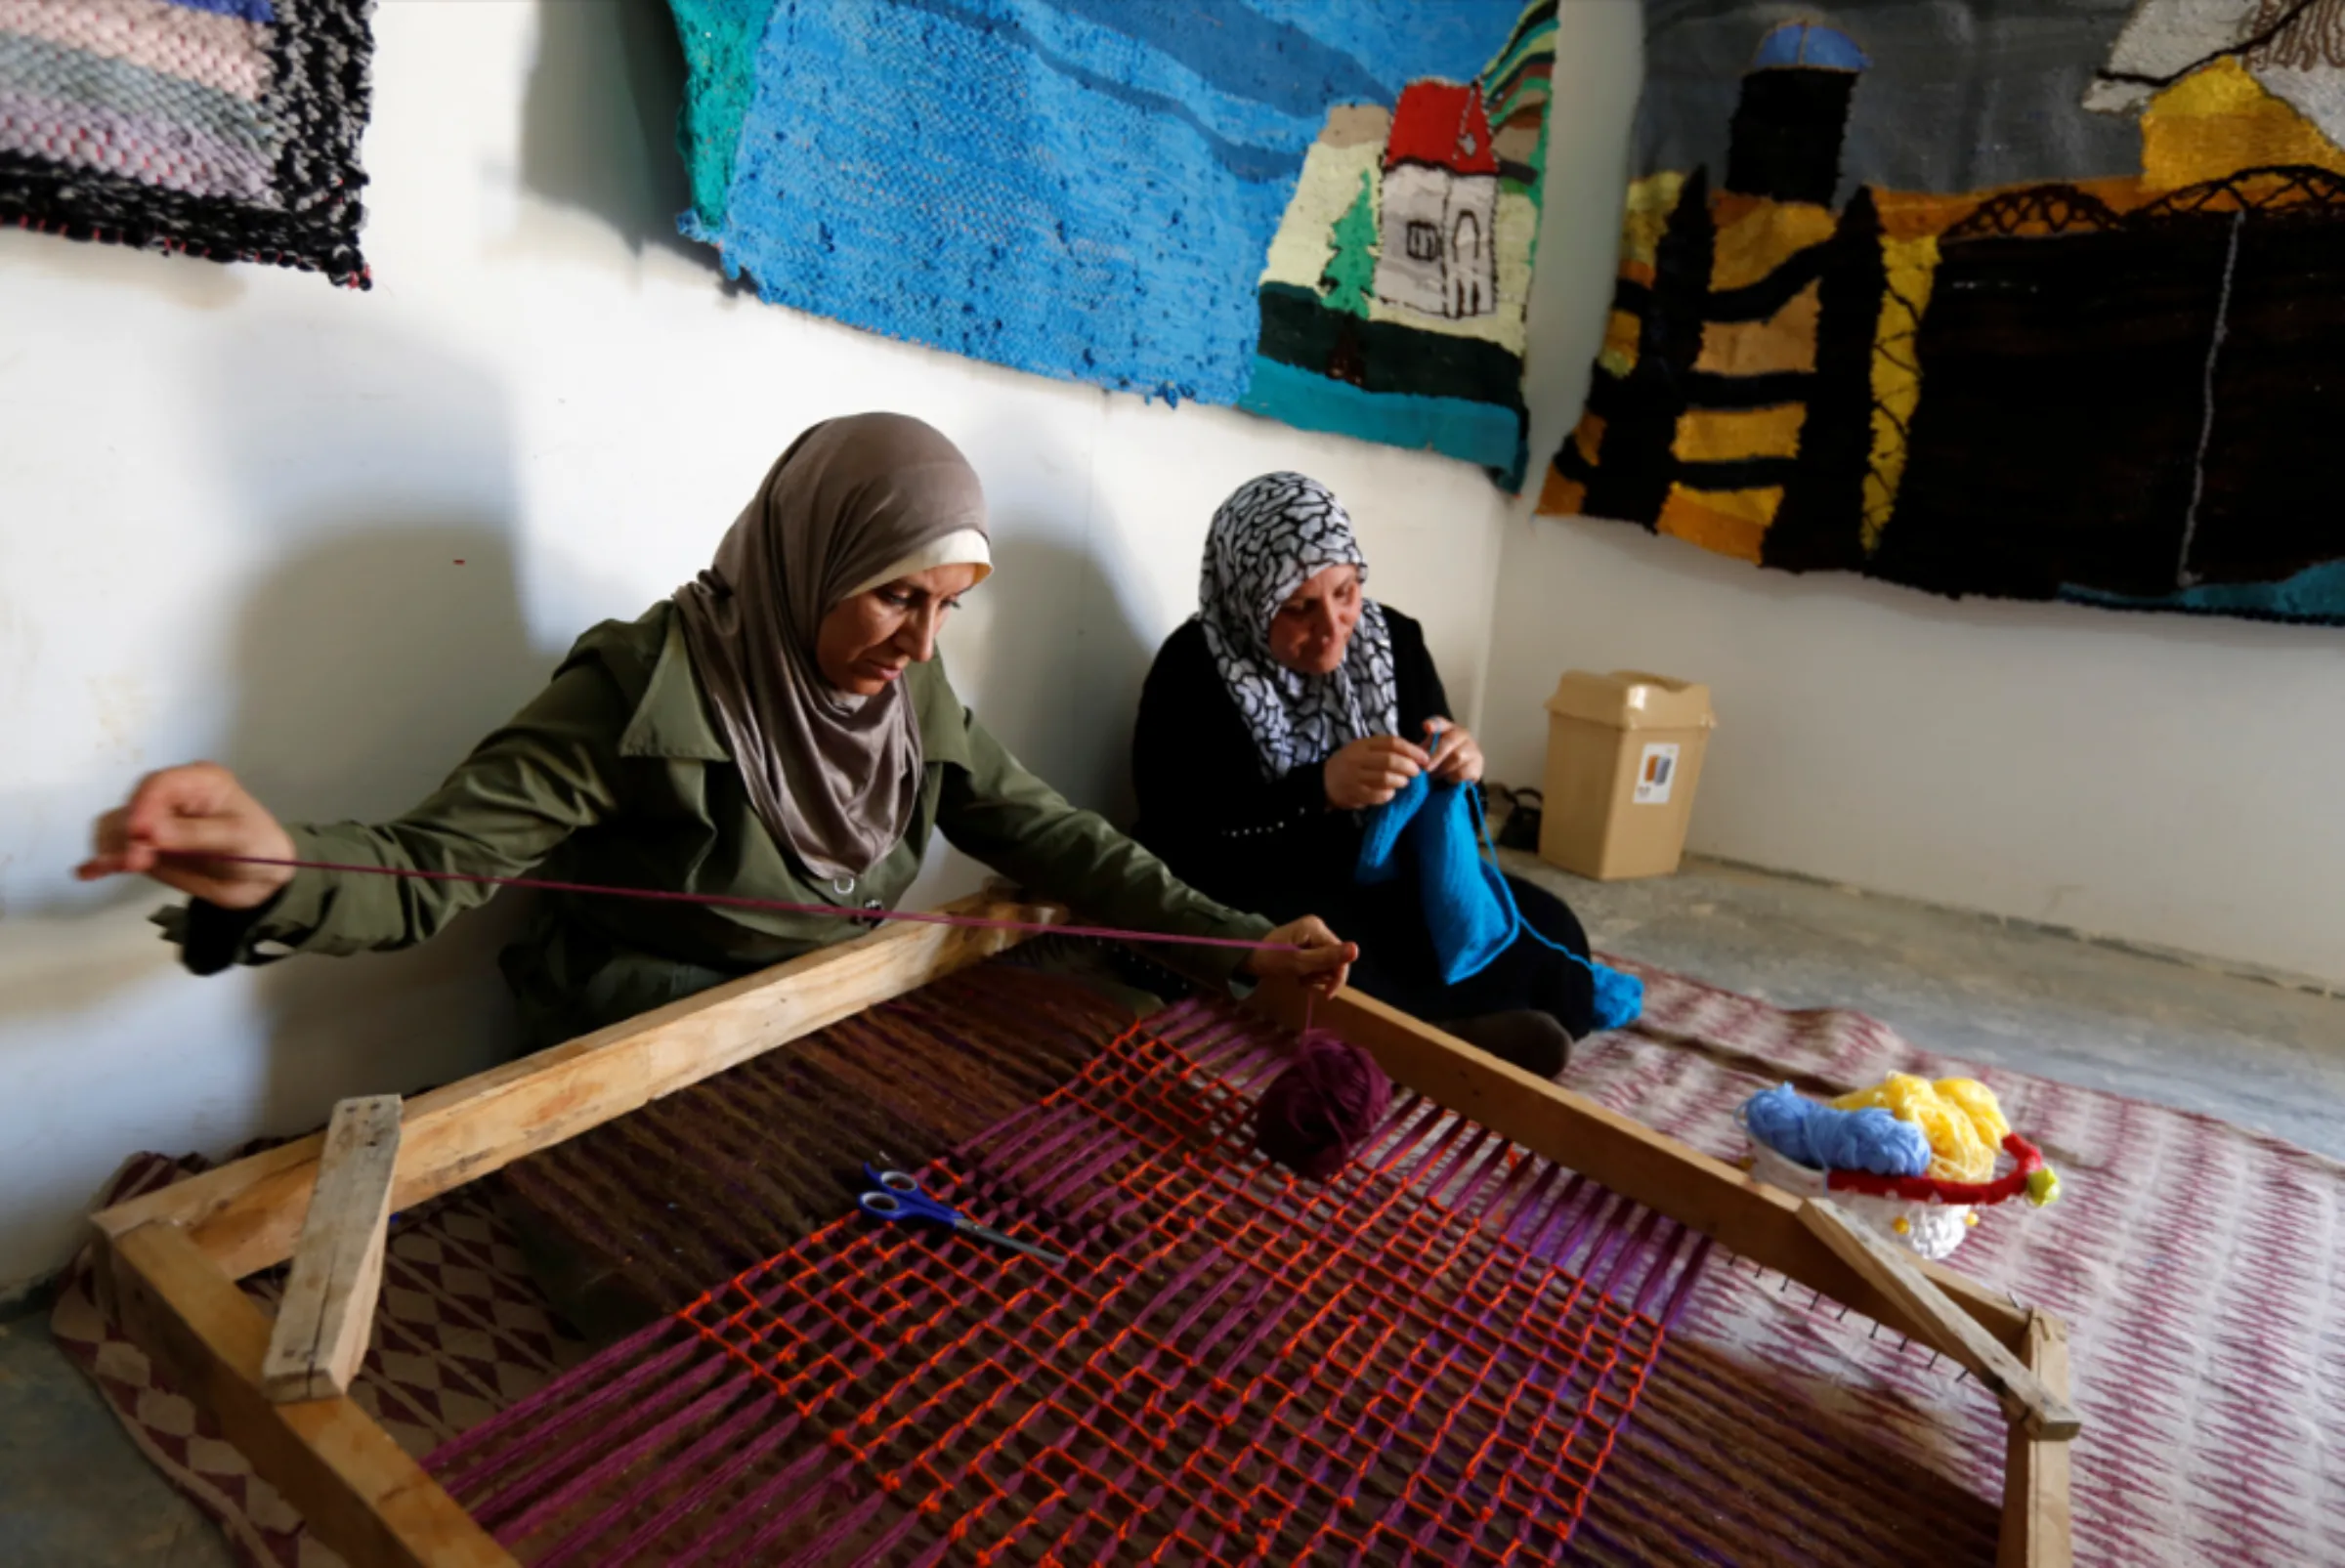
181, 854, 1300, 955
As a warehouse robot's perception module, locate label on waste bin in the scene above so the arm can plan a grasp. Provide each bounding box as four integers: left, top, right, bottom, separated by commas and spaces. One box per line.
1634, 742, 1680, 805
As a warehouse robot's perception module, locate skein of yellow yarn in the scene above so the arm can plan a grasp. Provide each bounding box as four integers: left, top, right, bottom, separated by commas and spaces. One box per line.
1829, 1074, 2008, 1182
1933, 1079, 2010, 1145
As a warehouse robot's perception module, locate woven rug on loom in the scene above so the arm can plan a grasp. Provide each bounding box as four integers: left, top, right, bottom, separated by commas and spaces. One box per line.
48, 962, 1135, 1568
422, 997, 1708, 1564
495, 961, 1137, 1322
0, 0, 372, 285
54, 958, 2345, 1564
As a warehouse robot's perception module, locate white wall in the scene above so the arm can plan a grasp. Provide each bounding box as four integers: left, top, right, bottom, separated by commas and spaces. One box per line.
0, 1, 1545, 1292
15, 0, 2317, 1299
1486, 7, 2345, 991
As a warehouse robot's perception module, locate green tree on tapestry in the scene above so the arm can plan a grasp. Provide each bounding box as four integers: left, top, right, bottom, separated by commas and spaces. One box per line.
1319, 170, 1377, 384
1320, 171, 1377, 317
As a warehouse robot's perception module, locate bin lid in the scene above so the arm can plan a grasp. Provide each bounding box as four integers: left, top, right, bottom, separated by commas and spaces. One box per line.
1545, 669, 1716, 731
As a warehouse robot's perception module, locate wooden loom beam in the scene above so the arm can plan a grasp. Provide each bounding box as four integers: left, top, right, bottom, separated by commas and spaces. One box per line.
1800, 1197, 2080, 1438
91, 893, 1064, 1282
101, 1219, 515, 1568
262, 1095, 404, 1403
1251, 980, 2037, 1352
89, 894, 2069, 1565
1999, 1310, 2075, 1568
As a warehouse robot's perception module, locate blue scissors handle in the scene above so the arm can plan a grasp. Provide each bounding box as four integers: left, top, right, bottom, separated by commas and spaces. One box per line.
859, 1165, 959, 1225
857, 1163, 1066, 1267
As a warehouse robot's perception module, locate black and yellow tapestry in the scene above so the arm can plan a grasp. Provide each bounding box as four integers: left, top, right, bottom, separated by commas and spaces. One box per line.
1545, 1, 2345, 624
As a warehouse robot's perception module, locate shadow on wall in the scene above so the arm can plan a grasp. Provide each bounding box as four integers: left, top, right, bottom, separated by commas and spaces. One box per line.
519, 0, 701, 261
204, 321, 557, 1136
1525, 495, 2345, 655
1515, 1, 1642, 486
0, 225, 248, 312
964, 532, 1154, 825
0, 317, 563, 1288
225, 530, 542, 1134
1480, 508, 2344, 794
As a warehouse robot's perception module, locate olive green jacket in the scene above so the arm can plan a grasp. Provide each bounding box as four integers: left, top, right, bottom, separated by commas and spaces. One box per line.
175, 603, 1270, 1049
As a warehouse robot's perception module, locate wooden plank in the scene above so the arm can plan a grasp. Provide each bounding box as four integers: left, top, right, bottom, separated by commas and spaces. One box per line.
1999, 1310, 2076, 1568
104, 1220, 514, 1568
1801, 1199, 2082, 1438
93, 894, 1059, 1280
262, 1096, 403, 1403
1251, 979, 2035, 1351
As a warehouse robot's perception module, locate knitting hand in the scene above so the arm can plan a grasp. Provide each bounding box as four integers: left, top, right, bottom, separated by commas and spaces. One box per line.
76, 763, 297, 909
1244, 916, 1356, 996
1323, 736, 1428, 811
1423, 721, 1483, 784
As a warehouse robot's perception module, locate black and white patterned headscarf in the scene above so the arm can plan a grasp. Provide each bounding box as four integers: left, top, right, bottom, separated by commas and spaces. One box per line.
1196, 473, 1400, 781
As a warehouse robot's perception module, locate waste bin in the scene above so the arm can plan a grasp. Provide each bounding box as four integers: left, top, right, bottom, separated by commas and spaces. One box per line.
1538, 671, 1715, 880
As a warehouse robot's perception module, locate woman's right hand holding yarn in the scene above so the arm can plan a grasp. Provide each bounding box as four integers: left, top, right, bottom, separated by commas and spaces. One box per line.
1323, 735, 1428, 811
77, 762, 297, 908
1242, 915, 1358, 996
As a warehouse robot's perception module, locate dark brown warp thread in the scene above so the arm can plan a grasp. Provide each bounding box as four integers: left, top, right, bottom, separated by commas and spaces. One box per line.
482, 962, 2004, 1566
1563, 1336, 2001, 1566
457, 979, 1997, 1565
496, 960, 1131, 1315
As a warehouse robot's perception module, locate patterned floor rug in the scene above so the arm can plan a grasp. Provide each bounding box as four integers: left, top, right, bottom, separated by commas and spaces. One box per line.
1567, 964, 2345, 1567
51, 958, 2345, 1565
50, 1150, 583, 1568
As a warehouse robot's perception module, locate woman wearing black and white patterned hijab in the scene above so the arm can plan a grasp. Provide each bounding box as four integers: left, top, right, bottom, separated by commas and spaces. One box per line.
1194, 473, 1402, 781
1133, 471, 1599, 1076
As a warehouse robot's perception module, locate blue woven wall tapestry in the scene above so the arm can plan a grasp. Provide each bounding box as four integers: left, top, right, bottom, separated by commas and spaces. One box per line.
664, 0, 1559, 487
0, 0, 373, 288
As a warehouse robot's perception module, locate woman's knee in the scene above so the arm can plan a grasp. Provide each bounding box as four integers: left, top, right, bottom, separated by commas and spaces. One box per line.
1506, 874, 1589, 954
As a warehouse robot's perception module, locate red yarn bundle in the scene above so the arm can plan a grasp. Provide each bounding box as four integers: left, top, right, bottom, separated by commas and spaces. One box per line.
1253, 1030, 1392, 1181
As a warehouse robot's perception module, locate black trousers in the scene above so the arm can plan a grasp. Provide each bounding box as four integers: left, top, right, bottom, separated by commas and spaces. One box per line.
1291, 872, 1599, 1040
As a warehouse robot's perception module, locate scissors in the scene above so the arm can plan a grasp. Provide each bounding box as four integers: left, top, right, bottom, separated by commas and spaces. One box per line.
859, 1163, 1066, 1268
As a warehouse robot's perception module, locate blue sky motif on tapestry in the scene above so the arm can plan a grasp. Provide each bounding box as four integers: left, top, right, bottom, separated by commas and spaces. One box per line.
670, 0, 1556, 485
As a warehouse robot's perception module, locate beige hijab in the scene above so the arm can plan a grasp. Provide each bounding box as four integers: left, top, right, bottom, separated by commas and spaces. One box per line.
674, 414, 989, 882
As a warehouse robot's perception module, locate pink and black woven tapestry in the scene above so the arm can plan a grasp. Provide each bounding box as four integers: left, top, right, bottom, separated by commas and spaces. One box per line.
0, 0, 373, 287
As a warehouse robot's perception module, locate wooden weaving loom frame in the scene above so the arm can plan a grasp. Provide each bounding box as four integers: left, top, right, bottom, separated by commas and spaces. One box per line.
87, 893, 2074, 1567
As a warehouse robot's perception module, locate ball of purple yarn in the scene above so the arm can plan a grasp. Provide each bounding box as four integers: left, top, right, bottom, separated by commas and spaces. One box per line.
1255, 1030, 1392, 1181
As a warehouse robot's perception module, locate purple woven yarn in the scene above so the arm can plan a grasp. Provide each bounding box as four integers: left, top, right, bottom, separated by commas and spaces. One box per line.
1254, 1030, 1392, 1181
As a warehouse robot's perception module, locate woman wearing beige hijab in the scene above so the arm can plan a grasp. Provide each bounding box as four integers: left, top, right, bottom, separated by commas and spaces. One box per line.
80, 414, 1352, 1050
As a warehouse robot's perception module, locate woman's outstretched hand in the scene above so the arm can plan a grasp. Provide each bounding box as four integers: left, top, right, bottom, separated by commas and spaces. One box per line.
76, 763, 297, 909
1244, 915, 1356, 996
1423, 719, 1484, 784
1323, 735, 1429, 811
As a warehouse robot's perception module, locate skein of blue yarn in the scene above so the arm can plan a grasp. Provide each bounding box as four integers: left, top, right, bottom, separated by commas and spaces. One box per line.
1740, 1082, 1932, 1176
1580, 962, 1644, 1037
1355, 770, 1644, 1032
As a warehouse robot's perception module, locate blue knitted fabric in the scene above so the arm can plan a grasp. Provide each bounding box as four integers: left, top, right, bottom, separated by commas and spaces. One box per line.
1355, 774, 1644, 1031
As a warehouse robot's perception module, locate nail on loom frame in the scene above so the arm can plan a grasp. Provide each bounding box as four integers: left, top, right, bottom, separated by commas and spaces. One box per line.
87, 890, 2074, 1567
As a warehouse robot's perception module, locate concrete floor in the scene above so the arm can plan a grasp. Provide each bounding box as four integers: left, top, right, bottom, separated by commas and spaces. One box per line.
1512, 852, 2345, 1161
0, 1297, 241, 1567
4, 857, 2340, 1565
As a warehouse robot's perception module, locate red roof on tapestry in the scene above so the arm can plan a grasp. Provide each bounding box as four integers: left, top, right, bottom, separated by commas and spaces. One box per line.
1386, 81, 1499, 175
